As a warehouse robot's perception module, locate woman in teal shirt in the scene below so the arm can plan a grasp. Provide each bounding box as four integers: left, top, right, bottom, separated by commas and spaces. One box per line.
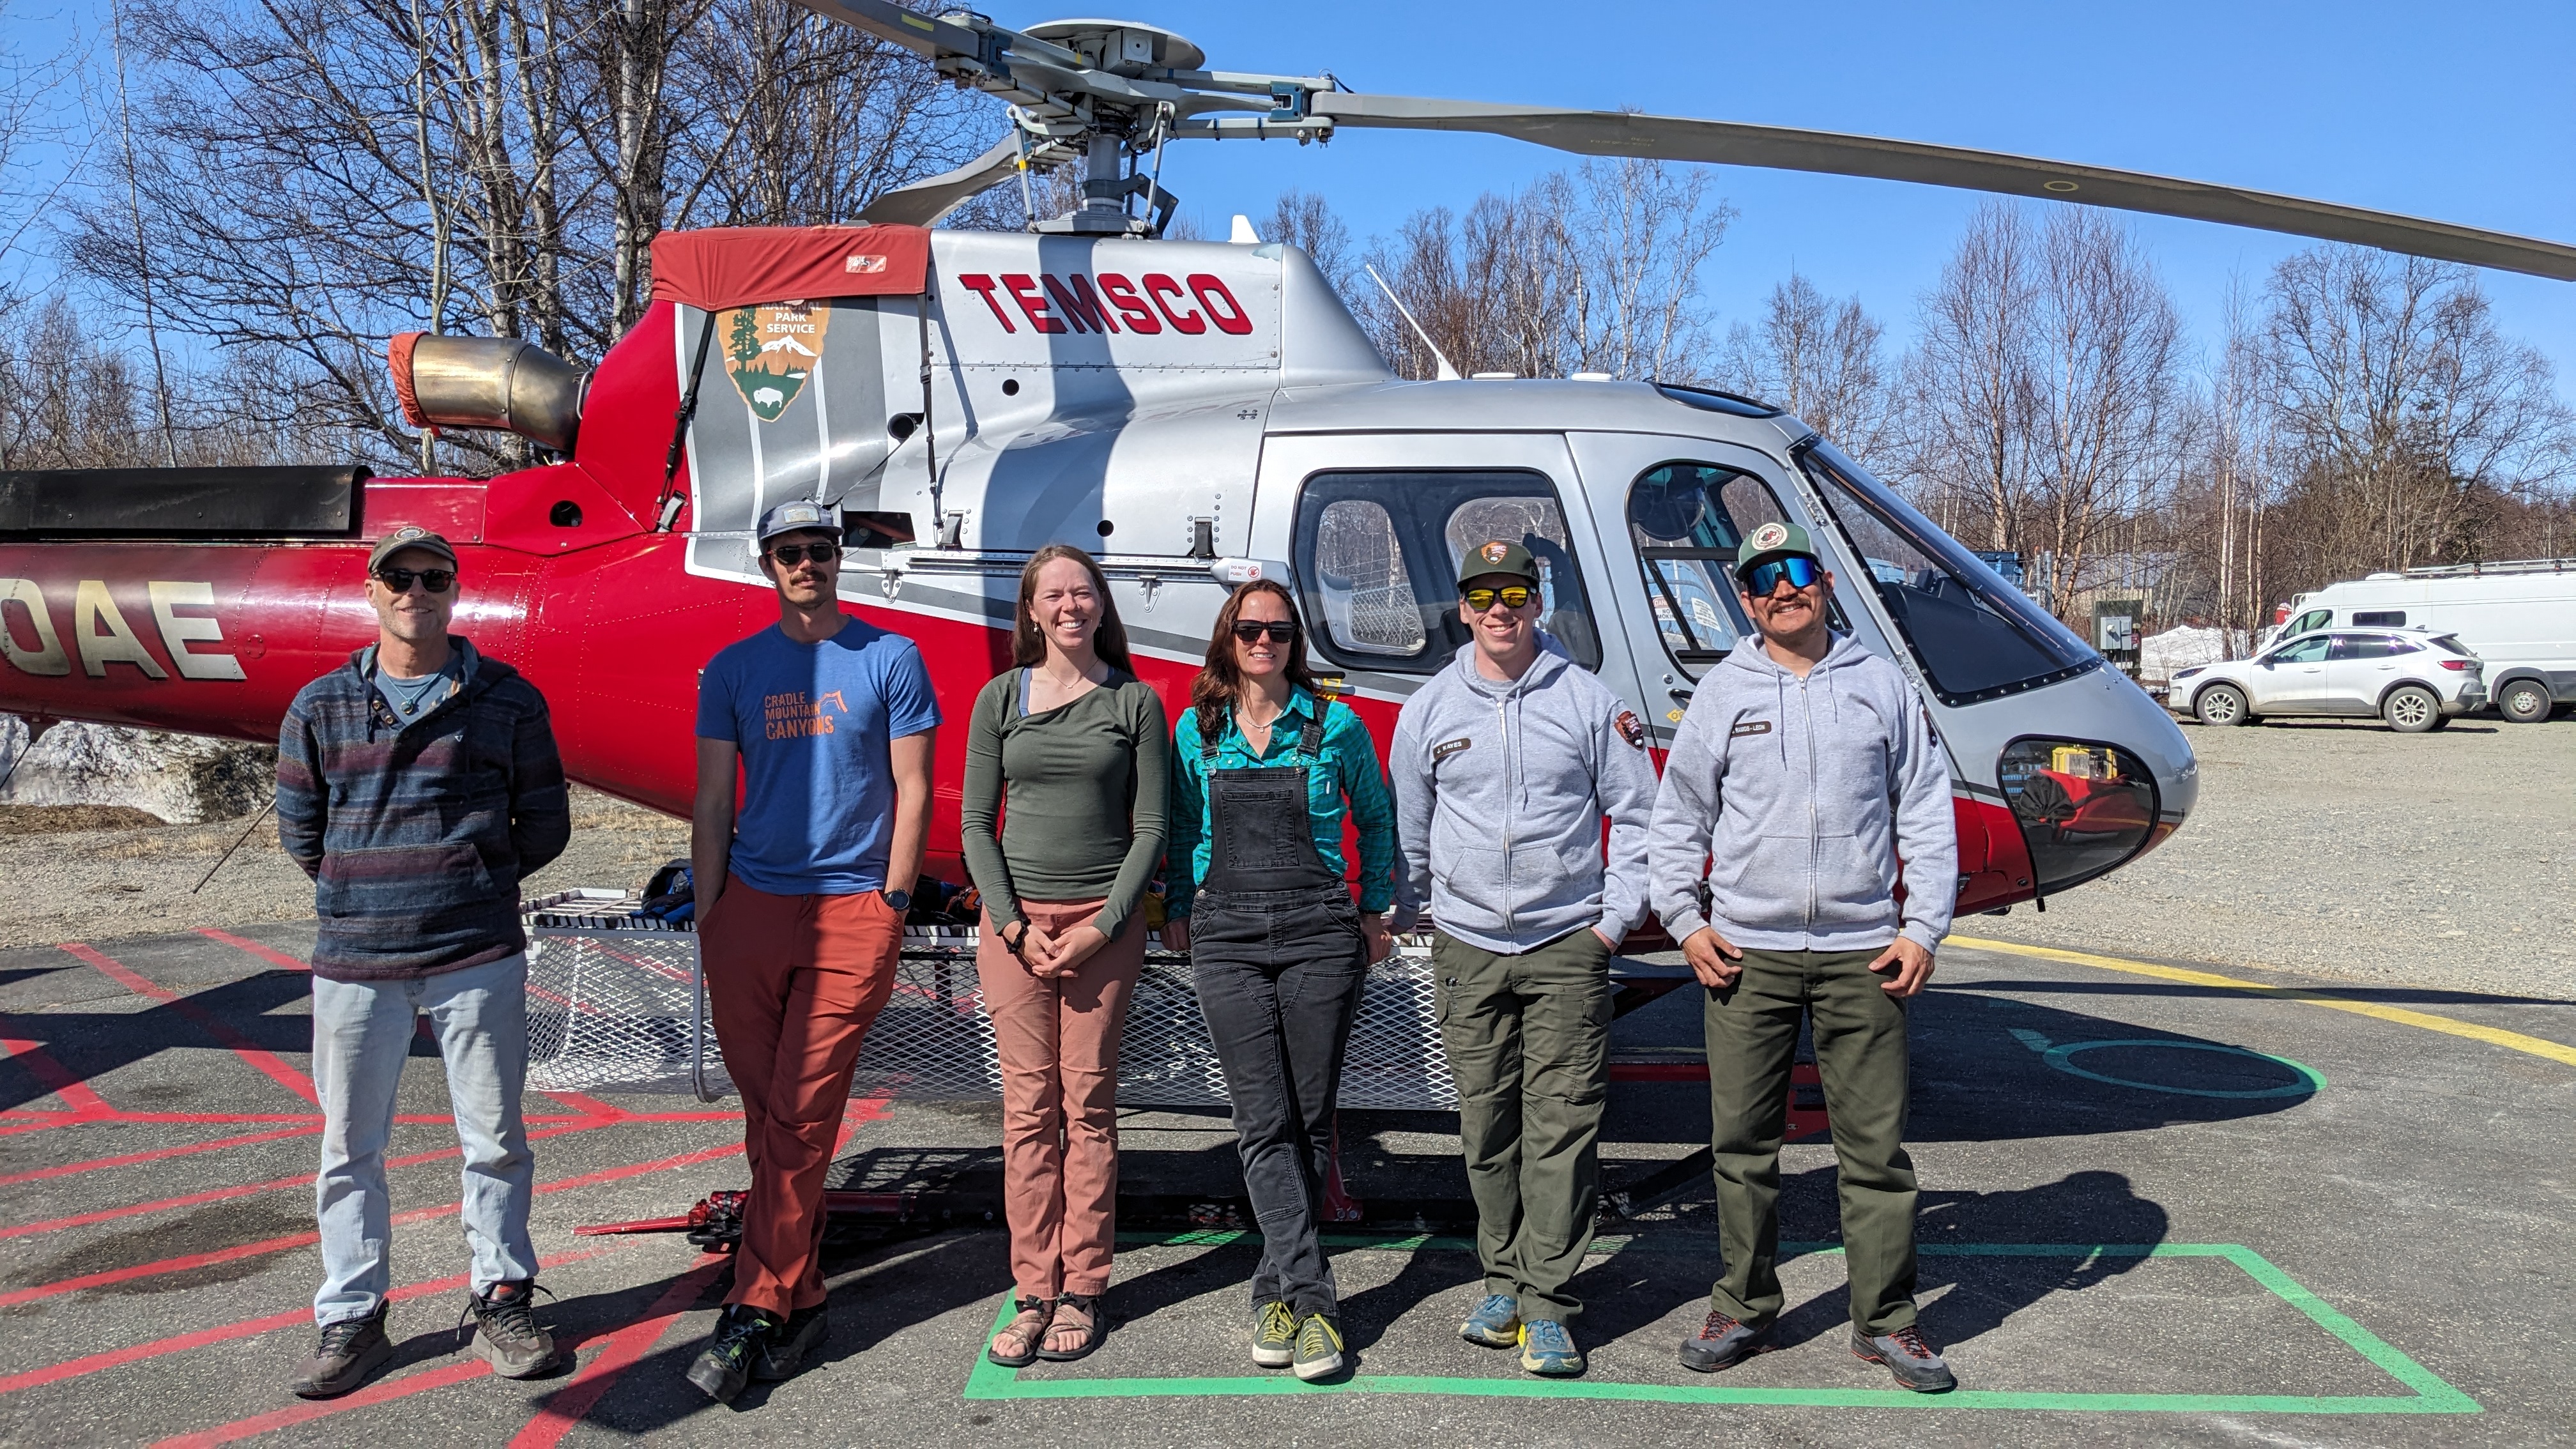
1165, 578, 1396, 1381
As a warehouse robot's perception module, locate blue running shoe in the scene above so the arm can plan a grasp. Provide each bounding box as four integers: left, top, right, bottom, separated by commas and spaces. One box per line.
1459, 1294, 1520, 1348
1518, 1319, 1584, 1377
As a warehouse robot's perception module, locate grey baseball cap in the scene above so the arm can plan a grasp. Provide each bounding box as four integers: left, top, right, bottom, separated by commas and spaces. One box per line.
756, 499, 839, 544
367, 525, 458, 572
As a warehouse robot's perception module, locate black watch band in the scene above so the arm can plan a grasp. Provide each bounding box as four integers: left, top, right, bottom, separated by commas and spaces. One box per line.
882, 887, 912, 912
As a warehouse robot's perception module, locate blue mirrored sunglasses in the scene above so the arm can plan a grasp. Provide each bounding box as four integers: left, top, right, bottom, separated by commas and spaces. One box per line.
1740, 554, 1821, 596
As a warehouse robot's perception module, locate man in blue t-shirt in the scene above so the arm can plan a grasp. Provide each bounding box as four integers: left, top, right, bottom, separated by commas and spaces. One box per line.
682, 500, 940, 1403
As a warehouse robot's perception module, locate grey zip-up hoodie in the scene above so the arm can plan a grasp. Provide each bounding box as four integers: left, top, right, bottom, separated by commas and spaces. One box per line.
1390, 639, 1658, 954
1648, 632, 1958, 953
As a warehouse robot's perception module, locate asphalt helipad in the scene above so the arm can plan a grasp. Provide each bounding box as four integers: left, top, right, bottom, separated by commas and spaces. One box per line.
1, 922, 2569, 1446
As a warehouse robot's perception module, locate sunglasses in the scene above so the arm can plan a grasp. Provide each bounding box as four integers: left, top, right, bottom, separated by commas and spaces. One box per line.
1740, 555, 1821, 597
765, 542, 840, 566
374, 566, 455, 594
1230, 620, 1298, 644
1462, 585, 1536, 611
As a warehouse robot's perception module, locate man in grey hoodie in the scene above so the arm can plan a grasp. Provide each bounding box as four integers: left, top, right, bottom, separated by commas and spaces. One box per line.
1390, 539, 1657, 1379
1647, 520, 1959, 1392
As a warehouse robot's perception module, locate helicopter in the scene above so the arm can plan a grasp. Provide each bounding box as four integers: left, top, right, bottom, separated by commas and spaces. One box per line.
4, 0, 2573, 935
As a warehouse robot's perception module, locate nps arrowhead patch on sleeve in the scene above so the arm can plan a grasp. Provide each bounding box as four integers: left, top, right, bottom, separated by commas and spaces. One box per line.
1613, 710, 1646, 749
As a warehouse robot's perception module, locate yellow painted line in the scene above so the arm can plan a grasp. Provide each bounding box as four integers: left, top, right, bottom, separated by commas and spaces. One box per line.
1949, 936, 2576, 1070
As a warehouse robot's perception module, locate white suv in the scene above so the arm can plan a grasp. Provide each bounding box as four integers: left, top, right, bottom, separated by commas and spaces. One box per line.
2170, 629, 2487, 733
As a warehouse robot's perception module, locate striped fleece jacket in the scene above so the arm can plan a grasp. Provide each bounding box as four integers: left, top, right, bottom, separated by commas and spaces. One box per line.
276, 638, 571, 982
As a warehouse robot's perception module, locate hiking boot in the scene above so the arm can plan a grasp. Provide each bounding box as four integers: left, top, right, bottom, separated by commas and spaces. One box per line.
1678, 1308, 1771, 1373
753, 1303, 828, 1382
1459, 1292, 1520, 1348
1292, 1313, 1346, 1382
686, 1305, 776, 1403
464, 1280, 558, 1379
291, 1304, 393, 1399
1517, 1318, 1584, 1377
1852, 1324, 1956, 1392
1250, 1300, 1298, 1369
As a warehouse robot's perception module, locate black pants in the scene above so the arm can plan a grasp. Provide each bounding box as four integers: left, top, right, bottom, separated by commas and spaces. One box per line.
1188, 886, 1368, 1319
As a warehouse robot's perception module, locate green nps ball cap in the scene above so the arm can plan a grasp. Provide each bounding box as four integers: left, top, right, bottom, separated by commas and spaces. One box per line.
1456, 538, 1542, 588
367, 525, 458, 572
1735, 520, 1819, 577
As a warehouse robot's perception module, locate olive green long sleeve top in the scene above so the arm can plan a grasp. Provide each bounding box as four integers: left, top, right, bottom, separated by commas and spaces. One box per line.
958, 668, 1170, 942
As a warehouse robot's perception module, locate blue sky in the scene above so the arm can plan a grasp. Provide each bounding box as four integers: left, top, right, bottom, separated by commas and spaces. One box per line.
1044, 0, 2576, 385
10, 0, 2574, 388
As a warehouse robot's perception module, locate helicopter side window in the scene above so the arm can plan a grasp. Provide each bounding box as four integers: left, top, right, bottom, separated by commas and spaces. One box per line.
1625, 463, 1793, 677
1294, 470, 1600, 673
1795, 439, 2096, 706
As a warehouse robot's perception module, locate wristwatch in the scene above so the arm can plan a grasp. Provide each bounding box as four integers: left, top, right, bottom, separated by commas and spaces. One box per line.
881, 887, 912, 912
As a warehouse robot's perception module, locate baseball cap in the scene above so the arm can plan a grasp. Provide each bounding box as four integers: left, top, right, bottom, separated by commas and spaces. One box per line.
1456, 539, 1542, 588
1734, 520, 1820, 579
367, 525, 458, 572
756, 499, 839, 544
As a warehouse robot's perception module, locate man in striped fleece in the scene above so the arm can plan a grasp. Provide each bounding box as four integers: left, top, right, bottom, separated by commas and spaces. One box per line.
274, 525, 571, 1400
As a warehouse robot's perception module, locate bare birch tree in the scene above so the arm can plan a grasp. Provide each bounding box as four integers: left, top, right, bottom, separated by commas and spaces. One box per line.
1719, 269, 1891, 458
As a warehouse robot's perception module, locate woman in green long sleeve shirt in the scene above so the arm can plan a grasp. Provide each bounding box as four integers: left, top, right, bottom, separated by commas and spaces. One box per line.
960, 546, 1169, 1368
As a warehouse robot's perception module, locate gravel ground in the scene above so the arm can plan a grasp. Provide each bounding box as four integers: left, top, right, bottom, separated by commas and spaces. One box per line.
13, 716, 2573, 999
1971, 715, 2576, 1002
0, 785, 690, 949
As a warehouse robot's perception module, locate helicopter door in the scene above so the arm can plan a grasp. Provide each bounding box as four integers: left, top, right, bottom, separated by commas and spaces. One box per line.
1254, 431, 1648, 718
1563, 433, 1895, 744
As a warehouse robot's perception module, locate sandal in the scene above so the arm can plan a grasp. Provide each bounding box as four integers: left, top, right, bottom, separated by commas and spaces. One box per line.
1036, 1293, 1105, 1363
986, 1296, 1052, 1367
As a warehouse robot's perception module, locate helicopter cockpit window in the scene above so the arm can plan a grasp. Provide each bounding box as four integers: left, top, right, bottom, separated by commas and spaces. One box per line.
1294, 470, 1600, 673
1625, 463, 1792, 677
1795, 439, 2097, 706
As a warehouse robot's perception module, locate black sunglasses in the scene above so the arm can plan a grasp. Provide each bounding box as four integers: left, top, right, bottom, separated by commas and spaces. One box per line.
1461, 585, 1536, 611
1230, 620, 1298, 644
1740, 555, 1821, 597
374, 566, 455, 594
765, 542, 841, 566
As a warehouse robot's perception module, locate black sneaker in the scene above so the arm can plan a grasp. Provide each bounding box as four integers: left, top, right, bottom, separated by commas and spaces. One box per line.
464, 1280, 559, 1379
1678, 1308, 1772, 1372
291, 1304, 393, 1399
753, 1303, 828, 1382
1852, 1324, 1957, 1392
686, 1305, 777, 1403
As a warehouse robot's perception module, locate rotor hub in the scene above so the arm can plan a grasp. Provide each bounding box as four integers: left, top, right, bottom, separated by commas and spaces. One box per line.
1022, 18, 1206, 75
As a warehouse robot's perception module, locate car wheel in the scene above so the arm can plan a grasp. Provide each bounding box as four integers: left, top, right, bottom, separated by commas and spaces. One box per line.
2381, 685, 2441, 733
2193, 683, 2251, 726
2498, 680, 2553, 724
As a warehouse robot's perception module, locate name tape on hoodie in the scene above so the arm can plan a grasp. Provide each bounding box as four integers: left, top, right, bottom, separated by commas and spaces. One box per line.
1731, 719, 1774, 739
1432, 737, 1473, 762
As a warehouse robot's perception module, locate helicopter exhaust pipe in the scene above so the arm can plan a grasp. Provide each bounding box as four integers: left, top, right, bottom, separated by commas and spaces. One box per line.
389, 332, 585, 456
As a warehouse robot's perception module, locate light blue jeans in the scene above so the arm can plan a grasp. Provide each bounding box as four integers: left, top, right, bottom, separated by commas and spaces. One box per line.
311, 953, 538, 1326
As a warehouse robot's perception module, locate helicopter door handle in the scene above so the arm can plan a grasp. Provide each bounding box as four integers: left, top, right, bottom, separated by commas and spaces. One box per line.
1669, 687, 1695, 703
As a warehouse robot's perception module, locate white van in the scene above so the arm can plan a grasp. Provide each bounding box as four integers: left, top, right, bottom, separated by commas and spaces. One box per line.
2264, 560, 2576, 723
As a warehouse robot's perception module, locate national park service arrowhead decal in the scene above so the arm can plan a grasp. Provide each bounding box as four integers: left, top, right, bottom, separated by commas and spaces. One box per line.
724, 302, 832, 422
1747, 521, 1790, 553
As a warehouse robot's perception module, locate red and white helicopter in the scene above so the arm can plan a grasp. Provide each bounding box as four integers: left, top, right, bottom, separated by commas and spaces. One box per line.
4, 3, 2572, 934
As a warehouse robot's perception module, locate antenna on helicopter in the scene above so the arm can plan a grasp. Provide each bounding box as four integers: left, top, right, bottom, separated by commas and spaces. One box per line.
787, 0, 2576, 279
1365, 264, 1460, 382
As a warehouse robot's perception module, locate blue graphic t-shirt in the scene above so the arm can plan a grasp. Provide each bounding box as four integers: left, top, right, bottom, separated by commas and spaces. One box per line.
695, 618, 942, 895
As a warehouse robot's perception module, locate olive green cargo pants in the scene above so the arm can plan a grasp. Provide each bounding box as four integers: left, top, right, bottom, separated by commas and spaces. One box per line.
1432, 926, 1612, 1323
1705, 946, 1920, 1335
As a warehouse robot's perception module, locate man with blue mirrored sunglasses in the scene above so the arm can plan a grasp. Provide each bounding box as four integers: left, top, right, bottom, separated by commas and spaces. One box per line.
1645, 518, 1961, 1393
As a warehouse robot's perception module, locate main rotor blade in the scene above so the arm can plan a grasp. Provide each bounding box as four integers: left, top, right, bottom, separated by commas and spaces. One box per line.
857, 135, 1029, 227
774, 0, 986, 63
1312, 95, 2576, 282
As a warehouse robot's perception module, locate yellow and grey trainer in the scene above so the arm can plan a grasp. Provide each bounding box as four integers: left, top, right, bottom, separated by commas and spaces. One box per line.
1518, 1318, 1584, 1377
1292, 1314, 1346, 1382
1459, 1293, 1520, 1348
1251, 1301, 1299, 1369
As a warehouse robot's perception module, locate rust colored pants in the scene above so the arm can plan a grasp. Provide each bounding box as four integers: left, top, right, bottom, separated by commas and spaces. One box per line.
702, 877, 901, 1319
975, 898, 1146, 1300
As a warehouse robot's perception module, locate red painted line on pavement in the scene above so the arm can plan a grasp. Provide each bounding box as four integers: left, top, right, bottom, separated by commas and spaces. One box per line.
153, 1359, 494, 1447
0, 1140, 749, 1308
59, 943, 319, 1105
507, 1254, 730, 1449
0, 1126, 321, 1188
0, 1244, 617, 1397
0, 1015, 111, 1117
194, 929, 310, 972
0, 1121, 605, 1241
537, 1091, 629, 1123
